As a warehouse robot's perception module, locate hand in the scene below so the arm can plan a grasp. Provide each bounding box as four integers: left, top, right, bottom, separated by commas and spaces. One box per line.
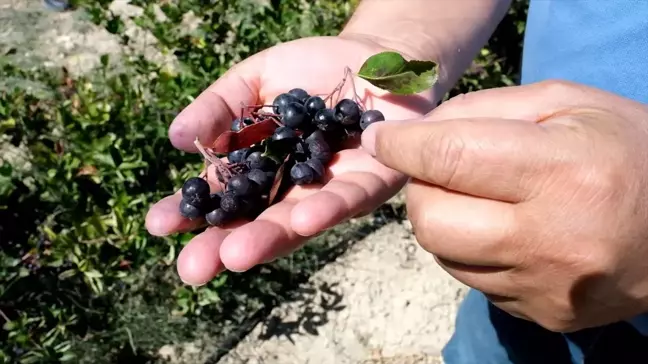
361, 80, 648, 332
145, 36, 437, 285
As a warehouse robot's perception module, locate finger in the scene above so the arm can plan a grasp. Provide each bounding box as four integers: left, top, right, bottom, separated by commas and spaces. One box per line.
168, 54, 265, 152
145, 193, 205, 237
146, 154, 258, 237
218, 198, 309, 272
363, 117, 564, 202
290, 149, 406, 236
145, 164, 225, 237
434, 256, 518, 299
407, 181, 519, 267
427, 80, 596, 122
487, 299, 533, 323
176, 228, 230, 286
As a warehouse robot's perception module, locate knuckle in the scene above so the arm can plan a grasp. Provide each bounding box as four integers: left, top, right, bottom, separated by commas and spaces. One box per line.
572, 162, 624, 203
586, 164, 622, 192
577, 245, 614, 278
533, 299, 579, 333
540, 317, 578, 333
433, 92, 479, 118
406, 191, 436, 253
535, 79, 578, 97
424, 130, 467, 187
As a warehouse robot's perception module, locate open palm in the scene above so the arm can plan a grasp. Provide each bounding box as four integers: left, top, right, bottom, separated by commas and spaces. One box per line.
145, 36, 436, 285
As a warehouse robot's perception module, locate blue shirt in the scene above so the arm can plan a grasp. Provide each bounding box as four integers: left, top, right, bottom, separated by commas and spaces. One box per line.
520, 0, 648, 351
522, 0, 648, 104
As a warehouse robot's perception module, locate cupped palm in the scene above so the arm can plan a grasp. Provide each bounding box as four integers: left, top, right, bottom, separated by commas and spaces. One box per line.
145, 36, 436, 285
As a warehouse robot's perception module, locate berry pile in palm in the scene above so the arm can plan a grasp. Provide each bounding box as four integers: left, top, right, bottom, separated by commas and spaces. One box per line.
178, 85, 385, 228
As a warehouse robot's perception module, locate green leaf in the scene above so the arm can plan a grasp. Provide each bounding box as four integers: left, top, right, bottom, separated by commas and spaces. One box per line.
58, 269, 77, 280
0, 118, 16, 133
84, 270, 103, 278
100, 54, 110, 68
357, 51, 439, 95
59, 353, 77, 362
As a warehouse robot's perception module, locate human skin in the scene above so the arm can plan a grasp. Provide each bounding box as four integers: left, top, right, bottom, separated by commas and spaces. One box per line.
144, 0, 512, 286
362, 80, 648, 332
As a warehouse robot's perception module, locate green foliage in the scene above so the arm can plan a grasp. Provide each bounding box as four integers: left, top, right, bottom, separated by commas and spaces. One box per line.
357, 51, 439, 95
0, 0, 528, 363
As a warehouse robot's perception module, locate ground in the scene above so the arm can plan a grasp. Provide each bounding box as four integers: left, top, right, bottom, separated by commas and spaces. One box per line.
214, 220, 467, 364
0, 2, 468, 363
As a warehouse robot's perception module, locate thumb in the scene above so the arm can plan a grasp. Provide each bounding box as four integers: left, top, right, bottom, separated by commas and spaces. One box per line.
168, 52, 265, 152
361, 117, 562, 203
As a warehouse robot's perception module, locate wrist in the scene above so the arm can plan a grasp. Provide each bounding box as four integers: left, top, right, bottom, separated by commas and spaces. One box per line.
339, 0, 512, 99
338, 5, 442, 62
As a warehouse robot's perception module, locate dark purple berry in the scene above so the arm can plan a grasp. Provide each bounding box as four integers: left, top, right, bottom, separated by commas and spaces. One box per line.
220, 191, 241, 214
228, 148, 250, 164
310, 150, 332, 164
266, 171, 277, 183
273, 93, 301, 114
282, 102, 309, 129
305, 158, 325, 181
240, 195, 267, 219
290, 162, 315, 185
246, 151, 276, 171
181, 177, 210, 206
182, 177, 210, 198
305, 96, 326, 116
313, 108, 339, 131
305, 129, 326, 145
294, 140, 306, 154
230, 117, 254, 131
307, 138, 330, 154
179, 199, 203, 219
247, 168, 270, 189
288, 88, 310, 103
227, 174, 255, 196
334, 99, 361, 126
308, 139, 332, 164
272, 126, 298, 142
359, 110, 385, 130
209, 193, 222, 210
206, 208, 230, 226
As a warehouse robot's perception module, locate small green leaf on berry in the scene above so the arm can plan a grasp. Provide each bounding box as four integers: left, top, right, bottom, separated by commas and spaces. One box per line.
357, 51, 439, 95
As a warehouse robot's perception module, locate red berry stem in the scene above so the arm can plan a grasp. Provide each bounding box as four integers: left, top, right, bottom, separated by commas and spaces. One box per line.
344, 66, 367, 112
322, 67, 367, 112
324, 72, 346, 107
250, 111, 284, 127
194, 138, 232, 190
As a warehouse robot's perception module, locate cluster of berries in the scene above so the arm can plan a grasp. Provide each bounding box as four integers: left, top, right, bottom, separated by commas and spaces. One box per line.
178, 87, 385, 227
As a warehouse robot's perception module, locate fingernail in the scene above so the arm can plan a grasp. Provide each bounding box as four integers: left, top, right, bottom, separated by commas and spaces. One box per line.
168, 117, 198, 152
178, 274, 209, 287
180, 277, 207, 287
360, 124, 377, 156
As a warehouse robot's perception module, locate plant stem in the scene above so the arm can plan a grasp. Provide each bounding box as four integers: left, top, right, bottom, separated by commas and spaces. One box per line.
194, 138, 230, 189
324, 71, 347, 107
344, 66, 366, 111
324, 67, 366, 111
0, 308, 11, 323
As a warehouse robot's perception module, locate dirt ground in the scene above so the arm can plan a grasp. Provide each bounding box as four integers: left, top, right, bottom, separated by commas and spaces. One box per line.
212, 221, 467, 364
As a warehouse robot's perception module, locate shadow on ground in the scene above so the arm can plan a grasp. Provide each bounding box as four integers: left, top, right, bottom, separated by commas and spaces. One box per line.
258, 281, 347, 344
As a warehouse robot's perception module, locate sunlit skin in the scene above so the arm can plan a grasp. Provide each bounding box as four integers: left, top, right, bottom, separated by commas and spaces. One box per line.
144, 36, 437, 286
362, 80, 648, 332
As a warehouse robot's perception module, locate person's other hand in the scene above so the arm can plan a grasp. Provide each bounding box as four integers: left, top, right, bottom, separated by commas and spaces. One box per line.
145, 36, 437, 286
362, 80, 648, 332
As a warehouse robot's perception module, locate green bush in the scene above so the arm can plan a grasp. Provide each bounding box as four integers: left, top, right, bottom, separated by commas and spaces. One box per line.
0, 1, 527, 363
